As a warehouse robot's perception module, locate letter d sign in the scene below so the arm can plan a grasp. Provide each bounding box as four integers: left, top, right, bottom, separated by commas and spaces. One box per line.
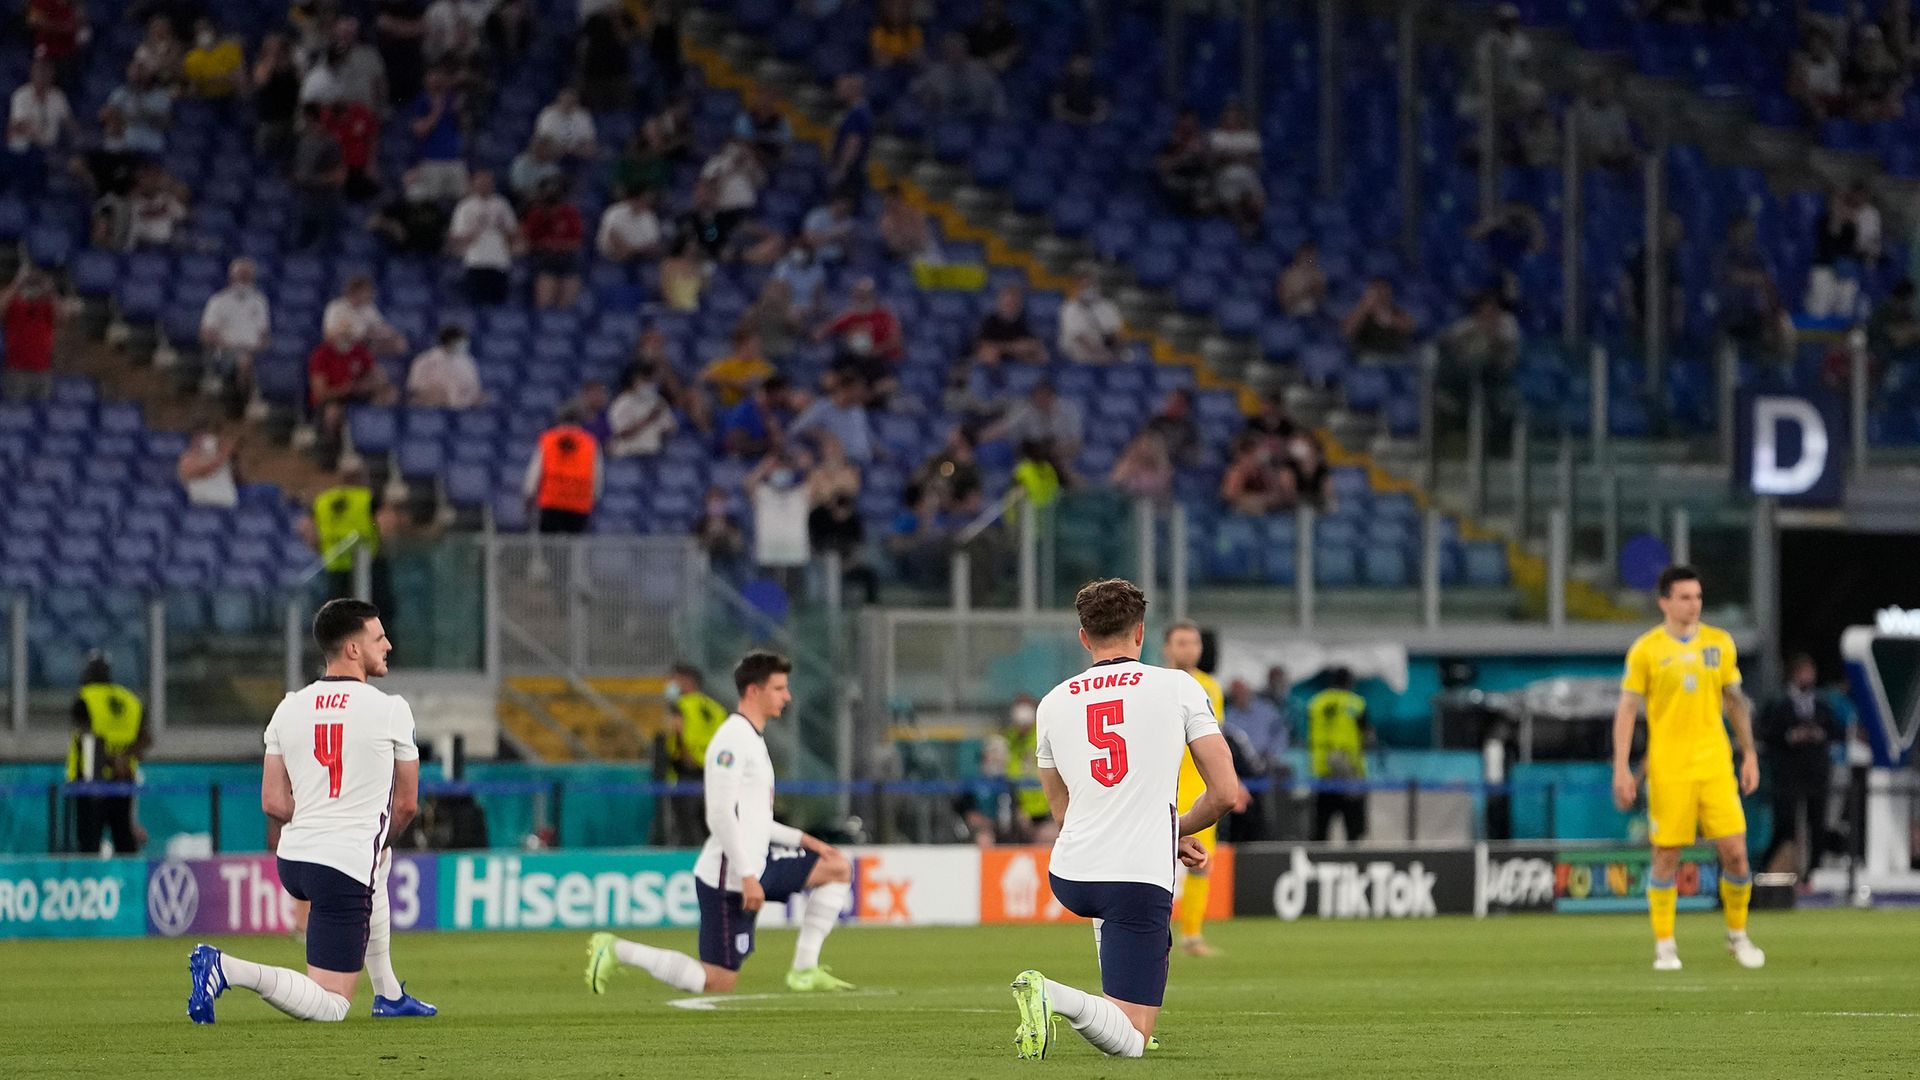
1736, 390, 1847, 506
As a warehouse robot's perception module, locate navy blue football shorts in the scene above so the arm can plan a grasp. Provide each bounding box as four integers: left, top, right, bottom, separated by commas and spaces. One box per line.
1049, 874, 1174, 1007
276, 857, 374, 974
696, 845, 820, 970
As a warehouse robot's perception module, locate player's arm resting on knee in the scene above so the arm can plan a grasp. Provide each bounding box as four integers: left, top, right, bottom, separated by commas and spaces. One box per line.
389, 758, 419, 841
1723, 684, 1760, 795
1178, 733, 1236, 837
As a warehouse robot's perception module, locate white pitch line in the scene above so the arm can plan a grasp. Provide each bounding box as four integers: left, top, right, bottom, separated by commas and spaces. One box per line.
665, 989, 902, 1011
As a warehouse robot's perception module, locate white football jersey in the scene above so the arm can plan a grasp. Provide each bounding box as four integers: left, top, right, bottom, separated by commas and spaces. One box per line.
264, 677, 419, 886
694, 714, 804, 892
1036, 658, 1221, 893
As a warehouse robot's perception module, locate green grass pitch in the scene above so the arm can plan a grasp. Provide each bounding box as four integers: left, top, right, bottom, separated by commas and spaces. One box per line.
3, 909, 1916, 1078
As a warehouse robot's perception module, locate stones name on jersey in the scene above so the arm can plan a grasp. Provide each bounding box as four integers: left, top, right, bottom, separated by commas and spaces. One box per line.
1065, 670, 1146, 695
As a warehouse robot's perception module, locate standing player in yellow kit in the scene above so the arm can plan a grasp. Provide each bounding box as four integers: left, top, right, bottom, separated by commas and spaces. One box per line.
1161, 621, 1244, 957
1611, 566, 1765, 972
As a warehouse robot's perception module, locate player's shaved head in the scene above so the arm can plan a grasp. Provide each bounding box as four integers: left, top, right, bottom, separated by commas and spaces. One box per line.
1075, 578, 1148, 643
313, 599, 380, 658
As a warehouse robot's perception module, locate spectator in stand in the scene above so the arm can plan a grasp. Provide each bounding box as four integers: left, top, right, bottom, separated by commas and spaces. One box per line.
717, 374, 793, 459
790, 373, 878, 466
7, 59, 78, 196
974, 284, 1047, 364
828, 74, 873, 199
988, 382, 1085, 462
575, 3, 633, 110
745, 444, 816, 580
1341, 277, 1417, 358
1844, 24, 1906, 123
1050, 51, 1109, 124
449, 169, 519, 305
740, 277, 804, 360
1807, 182, 1882, 317
368, 168, 448, 253
1442, 291, 1520, 380
1225, 677, 1290, 775
199, 257, 271, 409
291, 101, 346, 248
733, 85, 791, 167
1109, 430, 1173, 502
523, 406, 603, 534
915, 428, 983, 513
182, 18, 245, 100
1276, 241, 1328, 318
700, 135, 766, 227
596, 187, 663, 266
678, 179, 737, 260
1220, 434, 1295, 515
1790, 26, 1844, 124
869, 0, 925, 69
1208, 100, 1264, 234
966, 0, 1022, 72
1717, 215, 1795, 365
1146, 388, 1199, 465
321, 93, 380, 200
1572, 75, 1637, 169
566, 377, 613, 444
324, 274, 407, 357
888, 483, 954, 587
423, 0, 488, 72
1473, 3, 1542, 114
176, 421, 241, 509
307, 324, 394, 453
483, 0, 536, 69
1011, 438, 1065, 509
375, 0, 429, 108
1, 266, 58, 403
320, 17, 387, 110
1867, 279, 1920, 389
605, 360, 677, 458
802, 193, 859, 263
252, 32, 301, 158
695, 485, 747, 571
1468, 198, 1546, 301
914, 32, 1008, 119
1156, 107, 1211, 214
131, 15, 182, 87
773, 238, 828, 316
534, 86, 599, 162
659, 233, 707, 311
522, 177, 585, 310
124, 162, 187, 249
405, 324, 485, 408
808, 488, 876, 604
1057, 270, 1125, 363
107, 60, 172, 155
701, 328, 776, 409
72, 143, 138, 238
508, 135, 564, 205
407, 66, 466, 202
817, 278, 905, 398
878, 185, 935, 260
1284, 425, 1329, 507
26, 0, 90, 80
632, 325, 705, 427
804, 430, 863, 507
1244, 393, 1300, 441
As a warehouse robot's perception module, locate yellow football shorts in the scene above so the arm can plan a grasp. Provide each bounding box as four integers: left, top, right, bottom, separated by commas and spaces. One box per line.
1647, 772, 1746, 848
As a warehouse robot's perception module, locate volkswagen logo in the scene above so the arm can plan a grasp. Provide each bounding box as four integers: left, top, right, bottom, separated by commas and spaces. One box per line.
147, 861, 200, 937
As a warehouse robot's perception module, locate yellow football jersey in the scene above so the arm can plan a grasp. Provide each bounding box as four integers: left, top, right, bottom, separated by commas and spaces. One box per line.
1177, 668, 1225, 811
1622, 624, 1742, 782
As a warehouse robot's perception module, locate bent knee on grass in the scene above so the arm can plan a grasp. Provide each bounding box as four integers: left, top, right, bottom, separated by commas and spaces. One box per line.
703, 966, 738, 994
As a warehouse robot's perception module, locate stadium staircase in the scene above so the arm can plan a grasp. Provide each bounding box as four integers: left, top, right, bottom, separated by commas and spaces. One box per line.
680, 7, 1637, 622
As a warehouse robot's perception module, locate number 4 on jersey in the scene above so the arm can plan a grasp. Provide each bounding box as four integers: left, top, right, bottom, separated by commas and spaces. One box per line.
1087, 700, 1128, 787
314, 723, 345, 797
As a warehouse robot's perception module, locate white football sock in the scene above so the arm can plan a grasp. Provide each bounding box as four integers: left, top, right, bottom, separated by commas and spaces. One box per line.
612, 938, 708, 993
1091, 918, 1104, 965
219, 954, 351, 1022
792, 881, 850, 971
366, 850, 403, 999
1044, 978, 1145, 1058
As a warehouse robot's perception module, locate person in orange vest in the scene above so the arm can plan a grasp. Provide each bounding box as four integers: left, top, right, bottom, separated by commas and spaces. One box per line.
523, 405, 604, 533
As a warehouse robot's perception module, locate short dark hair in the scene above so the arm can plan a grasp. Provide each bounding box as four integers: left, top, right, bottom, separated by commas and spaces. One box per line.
1163, 618, 1200, 643
670, 661, 703, 688
1075, 578, 1148, 643
733, 650, 792, 694
313, 599, 381, 657
1656, 565, 1701, 598
1328, 666, 1355, 689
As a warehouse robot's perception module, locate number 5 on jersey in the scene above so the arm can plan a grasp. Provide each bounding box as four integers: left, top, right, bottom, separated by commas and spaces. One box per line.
1087, 700, 1128, 787
314, 723, 345, 797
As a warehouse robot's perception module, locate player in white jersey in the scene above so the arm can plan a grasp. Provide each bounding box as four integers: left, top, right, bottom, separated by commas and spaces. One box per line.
1009, 579, 1238, 1060
585, 651, 857, 995
186, 599, 435, 1023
